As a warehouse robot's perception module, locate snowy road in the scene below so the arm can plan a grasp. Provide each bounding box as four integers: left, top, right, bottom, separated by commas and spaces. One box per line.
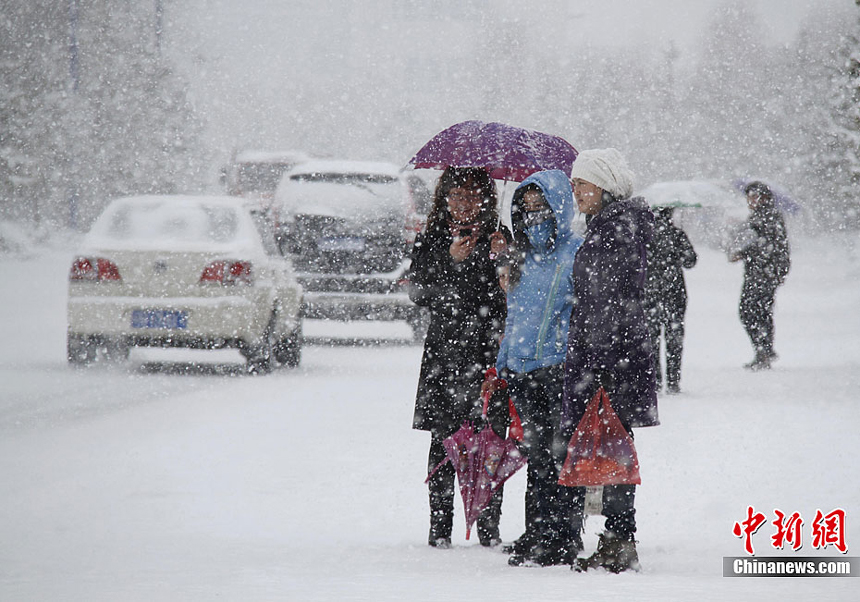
1, 236, 859, 601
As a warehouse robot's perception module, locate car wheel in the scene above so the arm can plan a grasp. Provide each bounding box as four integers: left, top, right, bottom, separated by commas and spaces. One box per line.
67, 334, 96, 365
275, 322, 303, 368
245, 314, 277, 375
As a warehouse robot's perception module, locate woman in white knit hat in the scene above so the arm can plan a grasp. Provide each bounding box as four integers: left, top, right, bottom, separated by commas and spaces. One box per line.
561, 148, 659, 573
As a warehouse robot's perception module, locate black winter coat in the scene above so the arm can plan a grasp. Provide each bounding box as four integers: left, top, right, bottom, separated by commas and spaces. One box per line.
735, 202, 791, 289
409, 222, 507, 438
644, 215, 698, 313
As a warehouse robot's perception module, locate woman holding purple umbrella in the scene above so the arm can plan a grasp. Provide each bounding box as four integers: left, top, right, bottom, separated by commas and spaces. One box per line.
408, 166, 508, 549
562, 148, 659, 573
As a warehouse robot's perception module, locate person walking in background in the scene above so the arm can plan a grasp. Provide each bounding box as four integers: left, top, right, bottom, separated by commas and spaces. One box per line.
482, 170, 584, 567
728, 181, 791, 371
408, 167, 507, 549
562, 148, 659, 573
644, 206, 697, 394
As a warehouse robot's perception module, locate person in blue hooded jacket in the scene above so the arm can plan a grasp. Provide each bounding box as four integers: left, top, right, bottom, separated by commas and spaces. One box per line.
483, 169, 584, 567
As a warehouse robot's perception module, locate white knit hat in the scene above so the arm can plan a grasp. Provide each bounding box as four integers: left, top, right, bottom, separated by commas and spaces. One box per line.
569, 148, 635, 199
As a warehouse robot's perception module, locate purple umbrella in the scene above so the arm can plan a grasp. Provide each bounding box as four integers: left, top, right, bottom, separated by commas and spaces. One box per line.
732, 178, 802, 215
407, 120, 578, 182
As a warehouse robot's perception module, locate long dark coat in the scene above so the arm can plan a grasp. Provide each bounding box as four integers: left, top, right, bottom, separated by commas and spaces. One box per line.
409, 222, 507, 438
737, 201, 791, 290
644, 214, 698, 315
562, 197, 659, 433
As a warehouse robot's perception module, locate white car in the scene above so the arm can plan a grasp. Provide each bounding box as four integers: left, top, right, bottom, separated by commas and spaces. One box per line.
67, 195, 304, 371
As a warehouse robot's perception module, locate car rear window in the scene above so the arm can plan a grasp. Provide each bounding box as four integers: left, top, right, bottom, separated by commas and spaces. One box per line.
97, 201, 240, 244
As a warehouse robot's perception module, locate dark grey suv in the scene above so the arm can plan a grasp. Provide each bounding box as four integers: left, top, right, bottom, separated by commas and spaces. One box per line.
273, 160, 430, 341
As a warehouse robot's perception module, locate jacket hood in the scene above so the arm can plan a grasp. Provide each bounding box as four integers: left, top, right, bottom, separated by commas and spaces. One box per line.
592, 195, 655, 246
512, 170, 578, 245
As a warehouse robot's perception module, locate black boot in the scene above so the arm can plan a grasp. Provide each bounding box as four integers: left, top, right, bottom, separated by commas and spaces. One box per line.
428, 506, 453, 549
502, 530, 537, 555
744, 351, 771, 371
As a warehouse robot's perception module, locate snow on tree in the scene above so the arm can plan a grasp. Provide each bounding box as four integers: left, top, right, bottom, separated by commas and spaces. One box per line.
0, 1, 205, 230
825, 11, 860, 228
783, 4, 860, 231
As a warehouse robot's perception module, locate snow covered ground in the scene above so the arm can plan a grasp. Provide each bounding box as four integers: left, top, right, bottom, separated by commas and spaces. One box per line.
0, 232, 858, 601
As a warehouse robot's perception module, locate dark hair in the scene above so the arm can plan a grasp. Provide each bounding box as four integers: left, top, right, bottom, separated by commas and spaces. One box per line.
744, 181, 774, 201
426, 166, 498, 229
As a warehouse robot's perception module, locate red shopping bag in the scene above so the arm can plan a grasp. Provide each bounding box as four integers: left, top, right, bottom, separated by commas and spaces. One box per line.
558, 387, 641, 487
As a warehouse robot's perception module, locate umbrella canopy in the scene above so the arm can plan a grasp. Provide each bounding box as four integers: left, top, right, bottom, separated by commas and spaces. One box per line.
441, 421, 526, 540
731, 178, 802, 214
638, 180, 742, 210
424, 385, 526, 541
407, 120, 578, 182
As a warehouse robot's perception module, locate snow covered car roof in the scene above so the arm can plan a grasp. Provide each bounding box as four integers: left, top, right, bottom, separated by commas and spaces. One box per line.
81, 195, 265, 255
276, 180, 405, 220
233, 149, 310, 164
286, 159, 403, 182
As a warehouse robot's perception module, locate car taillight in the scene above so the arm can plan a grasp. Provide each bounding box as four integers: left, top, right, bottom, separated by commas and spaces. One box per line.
405, 215, 423, 247
199, 260, 253, 285
70, 257, 122, 282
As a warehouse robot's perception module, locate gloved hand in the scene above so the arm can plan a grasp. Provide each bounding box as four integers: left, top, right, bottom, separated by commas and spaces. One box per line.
480, 367, 507, 399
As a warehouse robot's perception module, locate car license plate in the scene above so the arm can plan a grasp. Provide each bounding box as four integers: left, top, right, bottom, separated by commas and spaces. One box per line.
317, 237, 365, 252
131, 309, 188, 329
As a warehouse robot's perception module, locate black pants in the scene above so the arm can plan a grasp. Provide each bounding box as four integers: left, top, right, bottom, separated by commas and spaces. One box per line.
507, 364, 574, 551
427, 434, 502, 543
647, 301, 687, 389
740, 279, 778, 356
568, 484, 637, 542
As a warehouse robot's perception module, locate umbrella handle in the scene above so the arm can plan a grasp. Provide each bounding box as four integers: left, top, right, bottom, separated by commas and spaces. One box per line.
425, 456, 450, 484
481, 389, 491, 421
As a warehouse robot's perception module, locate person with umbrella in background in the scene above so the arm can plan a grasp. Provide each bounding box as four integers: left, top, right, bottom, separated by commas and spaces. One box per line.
408, 167, 507, 549
728, 181, 791, 370
481, 170, 584, 566
644, 206, 697, 394
562, 148, 659, 573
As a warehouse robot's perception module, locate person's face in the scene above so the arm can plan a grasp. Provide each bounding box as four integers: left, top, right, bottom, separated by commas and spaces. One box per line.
572, 178, 603, 215
446, 185, 485, 224
746, 190, 763, 211
521, 189, 548, 213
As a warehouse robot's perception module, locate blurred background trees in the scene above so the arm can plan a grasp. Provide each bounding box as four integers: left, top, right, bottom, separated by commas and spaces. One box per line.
1, 0, 858, 232
0, 0, 204, 230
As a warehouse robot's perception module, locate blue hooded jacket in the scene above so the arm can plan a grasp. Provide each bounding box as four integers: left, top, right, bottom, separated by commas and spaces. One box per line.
496, 170, 583, 374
